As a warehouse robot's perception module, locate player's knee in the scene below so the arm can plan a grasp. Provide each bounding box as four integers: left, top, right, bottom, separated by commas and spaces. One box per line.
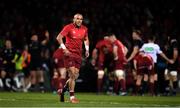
164, 69, 168, 75
143, 74, 148, 81
115, 70, 124, 78
74, 72, 79, 79
164, 69, 170, 79
170, 71, 177, 77
60, 73, 66, 79
60, 68, 67, 79
153, 74, 158, 80
69, 72, 79, 80
53, 72, 59, 78
98, 70, 104, 79
136, 79, 141, 86
149, 75, 154, 83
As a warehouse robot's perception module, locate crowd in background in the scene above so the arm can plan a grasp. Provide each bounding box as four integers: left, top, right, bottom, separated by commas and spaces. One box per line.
0, 0, 180, 95
0, 0, 180, 48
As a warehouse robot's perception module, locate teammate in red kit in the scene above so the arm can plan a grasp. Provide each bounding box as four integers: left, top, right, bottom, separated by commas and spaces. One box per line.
108, 34, 128, 96
56, 13, 89, 103
52, 48, 67, 95
91, 36, 113, 94
133, 51, 154, 95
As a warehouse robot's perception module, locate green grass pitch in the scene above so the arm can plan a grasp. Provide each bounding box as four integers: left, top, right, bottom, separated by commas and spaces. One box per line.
0, 92, 180, 107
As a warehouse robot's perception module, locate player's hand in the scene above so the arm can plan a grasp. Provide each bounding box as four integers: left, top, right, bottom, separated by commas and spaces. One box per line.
168, 59, 174, 64
85, 50, 89, 58
12, 60, 15, 63
63, 49, 70, 56
54, 58, 58, 64
148, 65, 153, 70
114, 56, 118, 60
3, 60, 7, 64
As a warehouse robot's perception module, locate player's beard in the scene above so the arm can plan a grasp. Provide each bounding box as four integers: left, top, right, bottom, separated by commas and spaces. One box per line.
76, 21, 82, 27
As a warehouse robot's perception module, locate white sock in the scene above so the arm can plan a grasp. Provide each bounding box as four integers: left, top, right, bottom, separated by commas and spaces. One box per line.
70, 96, 75, 100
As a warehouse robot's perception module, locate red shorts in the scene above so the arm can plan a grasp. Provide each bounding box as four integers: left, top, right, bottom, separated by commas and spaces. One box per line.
53, 48, 65, 68
136, 54, 154, 75
64, 56, 82, 69
137, 65, 155, 75
137, 68, 154, 75
113, 59, 125, 70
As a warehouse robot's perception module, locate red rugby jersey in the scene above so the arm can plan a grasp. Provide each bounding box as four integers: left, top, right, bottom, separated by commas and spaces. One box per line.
60, 23, 88, 58
95, 39, 113, 53
113, 40, 126, 62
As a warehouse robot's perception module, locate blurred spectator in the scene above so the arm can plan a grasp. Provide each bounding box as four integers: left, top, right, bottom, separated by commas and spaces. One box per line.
21, 44, 31, 92
29, 34, 44, 92
1, 39, 16, 91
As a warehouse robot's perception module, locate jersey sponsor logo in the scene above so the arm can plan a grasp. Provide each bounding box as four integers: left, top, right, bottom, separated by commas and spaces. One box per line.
144, 47, 154, 52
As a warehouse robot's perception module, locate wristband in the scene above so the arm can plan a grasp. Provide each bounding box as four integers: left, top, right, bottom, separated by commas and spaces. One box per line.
60, 43, 66, 49
85, 45, 89, 51
114, 56, 118, 60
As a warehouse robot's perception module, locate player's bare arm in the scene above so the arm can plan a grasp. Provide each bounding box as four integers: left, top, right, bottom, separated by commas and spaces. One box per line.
91, 48, 98, 66
173, 48, 178, 61
133, 59, 137, 70
113, 45, 118, 60
56, 33, 70, 56
127, 46, 139, 62
160, 52, 174, 64
84, 35, 90, 58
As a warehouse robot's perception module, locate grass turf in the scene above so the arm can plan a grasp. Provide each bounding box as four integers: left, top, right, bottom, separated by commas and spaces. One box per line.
0, 92, 180, 107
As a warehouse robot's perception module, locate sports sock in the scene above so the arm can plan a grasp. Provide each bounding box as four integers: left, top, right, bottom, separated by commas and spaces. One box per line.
149, 82, 154, 96
120, 79, 126, 92
97, 79, 103, 93
113, 79, 119, 94
142, 81, 148, 94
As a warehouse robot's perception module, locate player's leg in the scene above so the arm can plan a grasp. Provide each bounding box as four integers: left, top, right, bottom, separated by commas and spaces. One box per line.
57, 68, 68, 102
170, 70, 178, 96
97, 69, 104, 94
135, 74, 143, 95
0, 70, 6, 90
29, 70, 36, 91
164, 69, 170, 95
96, 53, 105, 94
68, 66, 79, 103
153, 64, 159, 96
115, 69, 126, 96
37, 68, 45, 92
57, 68, 66, 90
149, 74, 155, 96
135, 68, 142, 95
51, 69, 59, 92
141, 73, 148, 95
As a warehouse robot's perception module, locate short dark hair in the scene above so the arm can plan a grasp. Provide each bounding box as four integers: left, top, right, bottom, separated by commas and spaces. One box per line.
133, 29, 142, 37
148, 35, 156, 41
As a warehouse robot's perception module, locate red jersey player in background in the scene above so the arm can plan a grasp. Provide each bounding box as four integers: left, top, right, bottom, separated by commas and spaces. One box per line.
133, 51, 154, 95
56, 13, 89, 103
52, 48, 67, 94
91, 35, 113, 94
108, 33, 128, 96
